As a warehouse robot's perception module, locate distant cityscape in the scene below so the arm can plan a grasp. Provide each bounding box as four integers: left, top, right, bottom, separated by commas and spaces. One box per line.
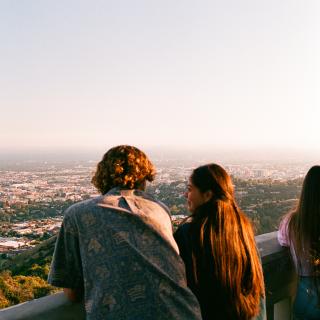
0, 158, 310, 255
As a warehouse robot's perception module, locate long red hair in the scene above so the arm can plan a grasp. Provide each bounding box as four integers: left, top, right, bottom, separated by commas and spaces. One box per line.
190, 164, 265, 319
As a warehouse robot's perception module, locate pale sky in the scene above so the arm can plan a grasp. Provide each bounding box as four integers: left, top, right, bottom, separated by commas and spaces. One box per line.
1, 0, 320, 154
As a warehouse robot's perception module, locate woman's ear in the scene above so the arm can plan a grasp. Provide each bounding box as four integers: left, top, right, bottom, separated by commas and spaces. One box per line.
204, 190, 213, 203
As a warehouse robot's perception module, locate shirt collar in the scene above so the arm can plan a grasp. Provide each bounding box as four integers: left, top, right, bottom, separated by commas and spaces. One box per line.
105, 187, 156, 201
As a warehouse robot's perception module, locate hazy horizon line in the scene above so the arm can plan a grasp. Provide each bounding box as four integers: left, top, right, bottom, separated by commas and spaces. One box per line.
0, 145, 319, 164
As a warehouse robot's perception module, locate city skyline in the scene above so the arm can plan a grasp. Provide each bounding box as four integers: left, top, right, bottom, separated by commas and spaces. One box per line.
1, 1, 320, 154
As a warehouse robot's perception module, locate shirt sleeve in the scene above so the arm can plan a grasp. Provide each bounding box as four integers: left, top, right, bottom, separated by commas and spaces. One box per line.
48, 212, 83, 289
174, 224, 191, 269
277, 215, 290, 247
174, 225, 186, 256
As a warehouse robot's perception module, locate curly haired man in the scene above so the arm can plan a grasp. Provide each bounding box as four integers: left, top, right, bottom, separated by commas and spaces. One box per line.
48, 145, 201, 320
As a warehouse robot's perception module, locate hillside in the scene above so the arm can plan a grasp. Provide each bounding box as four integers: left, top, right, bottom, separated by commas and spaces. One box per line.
0, 235, 58, 309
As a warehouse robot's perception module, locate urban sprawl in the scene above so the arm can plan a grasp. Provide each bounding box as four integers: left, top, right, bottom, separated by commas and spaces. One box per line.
0, 159, 310, 255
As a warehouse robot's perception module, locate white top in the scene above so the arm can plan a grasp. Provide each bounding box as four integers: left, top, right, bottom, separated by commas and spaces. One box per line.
277, 215, 312, 276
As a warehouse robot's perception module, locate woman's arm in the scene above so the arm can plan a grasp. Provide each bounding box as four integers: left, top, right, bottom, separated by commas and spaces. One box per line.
277, 215, 290, 247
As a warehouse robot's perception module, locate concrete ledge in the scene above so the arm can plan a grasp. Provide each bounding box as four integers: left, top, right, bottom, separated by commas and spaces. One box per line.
0, 231, 296, 320
256, 231, 296, 320
0, 292, 85, 320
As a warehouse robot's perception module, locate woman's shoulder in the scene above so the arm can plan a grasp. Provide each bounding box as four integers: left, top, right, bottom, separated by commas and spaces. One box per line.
175, 221, 192, 234
174, 221, 192, 243
277, 213, 292, 247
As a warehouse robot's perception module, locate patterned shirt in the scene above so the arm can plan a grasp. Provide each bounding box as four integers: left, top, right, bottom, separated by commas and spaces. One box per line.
48, 188, 202, 320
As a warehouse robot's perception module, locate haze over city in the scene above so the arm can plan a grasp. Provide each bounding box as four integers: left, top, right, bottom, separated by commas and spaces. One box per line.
1, 1, 320, 160
1, 3, 320, 315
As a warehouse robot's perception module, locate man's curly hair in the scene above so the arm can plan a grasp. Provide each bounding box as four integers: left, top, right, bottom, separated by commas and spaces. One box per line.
91, 145, 156, 194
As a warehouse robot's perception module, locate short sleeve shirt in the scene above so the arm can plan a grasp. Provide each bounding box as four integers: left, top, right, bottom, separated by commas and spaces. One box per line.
278, 215, 312, 276
48, 188, 201, 320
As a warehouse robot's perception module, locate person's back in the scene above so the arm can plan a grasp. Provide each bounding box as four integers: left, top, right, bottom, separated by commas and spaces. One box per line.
48, 145, 202, 319
175, 222, 265, 320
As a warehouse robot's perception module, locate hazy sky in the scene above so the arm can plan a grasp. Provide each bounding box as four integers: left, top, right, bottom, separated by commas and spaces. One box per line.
1, 0, 320, 154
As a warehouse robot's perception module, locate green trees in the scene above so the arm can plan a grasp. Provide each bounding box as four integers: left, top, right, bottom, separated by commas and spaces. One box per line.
0, 236, 58, 309
0, 271, 58, 309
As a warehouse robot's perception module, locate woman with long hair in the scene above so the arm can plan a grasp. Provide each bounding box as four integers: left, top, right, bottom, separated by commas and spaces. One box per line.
278, 165, 320, 319
174, 164, 265, 320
